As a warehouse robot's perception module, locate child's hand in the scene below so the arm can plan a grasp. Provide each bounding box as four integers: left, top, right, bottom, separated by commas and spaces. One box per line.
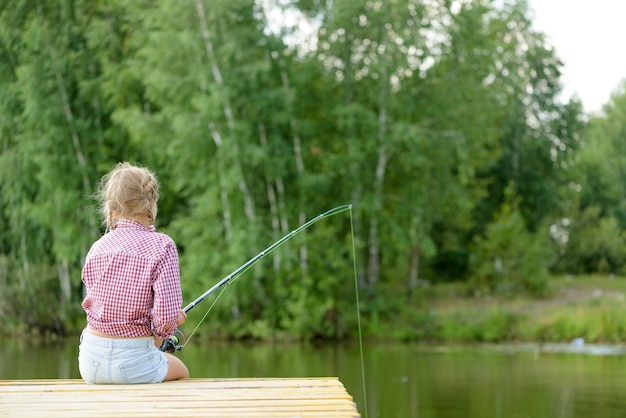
177, 309, 187, 326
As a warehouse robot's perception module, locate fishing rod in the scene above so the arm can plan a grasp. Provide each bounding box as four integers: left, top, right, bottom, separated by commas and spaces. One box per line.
159, 204, 352, 353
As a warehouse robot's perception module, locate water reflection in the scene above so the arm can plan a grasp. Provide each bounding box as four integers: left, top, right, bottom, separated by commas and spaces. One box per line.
0, 338, 80, 380
3, 339, 626, 418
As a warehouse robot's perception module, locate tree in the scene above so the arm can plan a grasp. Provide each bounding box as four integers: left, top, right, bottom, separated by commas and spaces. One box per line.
0, 0, 589, 338
470, 1, 584, 235
470, 186, 552, 295
0, 0, 118, 332
555, 81, 626, 274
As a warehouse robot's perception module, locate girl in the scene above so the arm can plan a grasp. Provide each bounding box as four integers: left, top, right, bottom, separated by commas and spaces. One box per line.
78, 162, 189, 384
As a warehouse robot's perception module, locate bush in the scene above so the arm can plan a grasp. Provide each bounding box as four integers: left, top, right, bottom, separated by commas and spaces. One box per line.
469, 203, 552, 296
554, 206, 626, 275
2, 261, 74, 336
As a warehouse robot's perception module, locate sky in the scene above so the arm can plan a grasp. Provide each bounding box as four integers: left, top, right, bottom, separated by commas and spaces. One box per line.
527, 0, 626, 114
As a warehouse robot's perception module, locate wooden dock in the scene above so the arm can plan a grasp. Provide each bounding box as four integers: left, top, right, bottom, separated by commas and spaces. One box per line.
0, 377, 360, 417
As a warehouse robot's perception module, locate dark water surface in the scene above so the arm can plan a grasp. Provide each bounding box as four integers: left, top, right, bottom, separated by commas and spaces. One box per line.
2, 338, 626, 418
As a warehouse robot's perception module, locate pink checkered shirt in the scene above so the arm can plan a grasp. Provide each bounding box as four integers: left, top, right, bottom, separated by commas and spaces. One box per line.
81, 219, 183, 339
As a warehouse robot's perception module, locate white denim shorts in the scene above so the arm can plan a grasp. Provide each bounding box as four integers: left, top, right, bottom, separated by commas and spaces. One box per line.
78, 329, 168, 384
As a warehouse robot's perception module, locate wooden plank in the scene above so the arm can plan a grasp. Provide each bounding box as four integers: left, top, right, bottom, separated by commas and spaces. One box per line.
0, 378, 361, 418
5, 400, 358, 409
0, 378, 347, 391
2, 392, 354, 403
0, 377, 346, 391
6, 410, 355, 418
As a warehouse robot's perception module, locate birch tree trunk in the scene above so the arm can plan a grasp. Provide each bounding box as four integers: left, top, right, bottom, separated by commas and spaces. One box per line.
259, 122, 282, 272
209, 125, 233, 243
195, 0, 264, 302
367, 116, 388, 291
40, 11, 92, 307
280, 69, 308, 277
408, 245, 420, 296
366, 62, 389, 291
195, 0, 256, 225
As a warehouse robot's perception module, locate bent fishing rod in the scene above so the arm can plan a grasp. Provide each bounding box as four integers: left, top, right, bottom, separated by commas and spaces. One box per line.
159, 204, 352, 353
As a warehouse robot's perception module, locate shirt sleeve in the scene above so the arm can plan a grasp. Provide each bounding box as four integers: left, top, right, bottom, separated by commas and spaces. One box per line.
150, 239, 183, 339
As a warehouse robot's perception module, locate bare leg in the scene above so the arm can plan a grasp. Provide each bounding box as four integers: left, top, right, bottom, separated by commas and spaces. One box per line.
163, 353, 189, 381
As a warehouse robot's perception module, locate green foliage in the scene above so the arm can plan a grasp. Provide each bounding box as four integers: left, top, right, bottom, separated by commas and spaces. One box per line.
439, 308, 519, 343
470, 196, 552, 296
394, 303, 520, 343
1, 261, 74, 335
576, 82, 626, 227
393, 276, 626, 344
554, 206, 626, 274
520, 299, 626, 344
555, 83, 626, 275
0, 0, 613, 342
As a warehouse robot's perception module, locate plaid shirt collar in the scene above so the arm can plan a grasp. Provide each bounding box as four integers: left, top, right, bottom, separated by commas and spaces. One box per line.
113, 219, 156, 232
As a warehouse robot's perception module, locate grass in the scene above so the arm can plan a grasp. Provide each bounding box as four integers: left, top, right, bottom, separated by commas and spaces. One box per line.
391, 274, 626, 344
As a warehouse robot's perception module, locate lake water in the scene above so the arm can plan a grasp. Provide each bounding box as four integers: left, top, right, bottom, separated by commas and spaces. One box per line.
2, 338, 626, 418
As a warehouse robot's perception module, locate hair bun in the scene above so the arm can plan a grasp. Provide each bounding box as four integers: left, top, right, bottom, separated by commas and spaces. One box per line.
97, 162, 160, 230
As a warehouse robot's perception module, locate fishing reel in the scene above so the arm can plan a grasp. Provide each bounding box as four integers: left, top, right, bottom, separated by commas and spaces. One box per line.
158, 334, 184, 353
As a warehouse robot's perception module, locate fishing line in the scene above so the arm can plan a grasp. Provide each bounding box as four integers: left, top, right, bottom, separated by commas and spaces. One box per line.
162, 204, 369, 417
349, 208, 369, 418
175, 284, 228, 350
164, 204, 352, 350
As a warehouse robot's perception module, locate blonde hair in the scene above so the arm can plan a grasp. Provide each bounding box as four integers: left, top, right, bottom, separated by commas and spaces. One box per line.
97, 162, 160, 231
